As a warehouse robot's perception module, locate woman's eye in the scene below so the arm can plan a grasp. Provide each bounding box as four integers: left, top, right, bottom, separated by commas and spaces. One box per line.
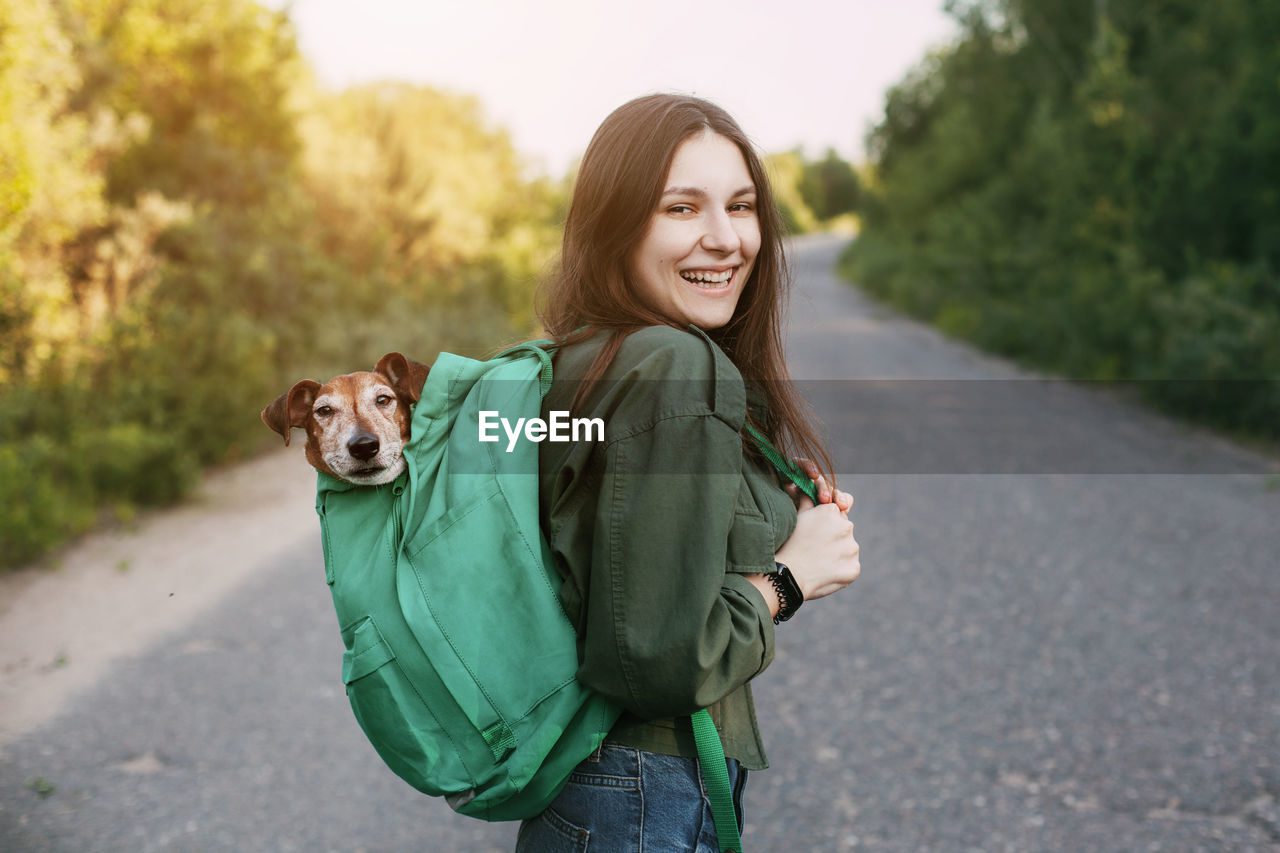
667, 204, 694, 215
729, 202, 755, 213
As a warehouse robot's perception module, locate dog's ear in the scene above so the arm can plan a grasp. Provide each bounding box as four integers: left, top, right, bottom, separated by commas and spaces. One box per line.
261, 379, 321, 446
375, 353, 430, 404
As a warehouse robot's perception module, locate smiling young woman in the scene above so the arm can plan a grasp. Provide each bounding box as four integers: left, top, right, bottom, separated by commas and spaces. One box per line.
524, 94, 861, 852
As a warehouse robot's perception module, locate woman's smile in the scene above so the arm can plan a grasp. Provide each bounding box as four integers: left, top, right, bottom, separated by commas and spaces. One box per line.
679, 266, 738, 287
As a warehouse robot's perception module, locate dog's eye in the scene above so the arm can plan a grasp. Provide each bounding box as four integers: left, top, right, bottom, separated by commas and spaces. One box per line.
315, 405, 334, 417
375, 395, 393, 407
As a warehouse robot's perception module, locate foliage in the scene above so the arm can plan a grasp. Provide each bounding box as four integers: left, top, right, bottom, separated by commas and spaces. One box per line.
0, 0, 562, 568
799, 149, 861, 222
767, 148, 862, 234
766, 151, 820, 234
296, 81, 563, 329
846, 0, 1280, 436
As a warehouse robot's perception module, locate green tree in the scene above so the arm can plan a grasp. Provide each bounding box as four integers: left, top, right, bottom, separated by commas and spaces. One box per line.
0, 0, 107, 382
0, 1, 568, 569
765, 150, 820, 234
799, 149, 861, 221
59, 0, 304, 206
847, 0, 1280, 434
301, 83, 541, 276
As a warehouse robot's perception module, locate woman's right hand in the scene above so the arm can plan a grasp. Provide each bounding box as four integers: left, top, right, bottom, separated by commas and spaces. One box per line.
775, 495, 861, 601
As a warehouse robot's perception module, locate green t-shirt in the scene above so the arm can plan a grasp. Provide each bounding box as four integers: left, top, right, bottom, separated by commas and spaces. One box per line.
538, 324, 798, 770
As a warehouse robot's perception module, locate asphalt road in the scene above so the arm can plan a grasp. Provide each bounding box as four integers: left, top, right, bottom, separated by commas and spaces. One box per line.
2, 234, 1278, 852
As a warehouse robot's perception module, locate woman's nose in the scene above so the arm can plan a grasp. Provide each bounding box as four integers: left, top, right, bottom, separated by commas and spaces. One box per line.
700, 209, 741, 253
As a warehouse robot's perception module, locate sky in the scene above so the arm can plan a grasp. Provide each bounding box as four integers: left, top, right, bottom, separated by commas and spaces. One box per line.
270, 0, 959, 176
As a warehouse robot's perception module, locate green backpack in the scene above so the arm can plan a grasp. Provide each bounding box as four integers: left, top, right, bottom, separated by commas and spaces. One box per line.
315, 340, 769, 849
315, 341, 621, 822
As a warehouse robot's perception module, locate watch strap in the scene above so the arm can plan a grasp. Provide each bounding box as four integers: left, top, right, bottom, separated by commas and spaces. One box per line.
771, 562, 804, 624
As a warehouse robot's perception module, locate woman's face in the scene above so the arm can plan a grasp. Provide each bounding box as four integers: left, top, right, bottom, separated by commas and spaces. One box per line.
627, 130, 761, 330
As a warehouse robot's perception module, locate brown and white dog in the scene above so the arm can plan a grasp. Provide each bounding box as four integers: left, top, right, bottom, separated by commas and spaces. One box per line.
261, 353, 430, 485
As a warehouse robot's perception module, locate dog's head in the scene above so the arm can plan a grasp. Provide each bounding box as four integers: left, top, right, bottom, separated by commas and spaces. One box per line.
261, 353, 430, 485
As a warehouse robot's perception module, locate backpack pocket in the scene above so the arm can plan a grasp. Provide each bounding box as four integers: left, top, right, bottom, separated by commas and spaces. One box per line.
341, 616, 475, 797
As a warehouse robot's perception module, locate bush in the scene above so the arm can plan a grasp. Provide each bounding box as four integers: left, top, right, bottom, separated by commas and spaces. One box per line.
0, 437, 95, 567
74, 424, 200, 507
0, 4, 558, 569
845, 0, 1280, 441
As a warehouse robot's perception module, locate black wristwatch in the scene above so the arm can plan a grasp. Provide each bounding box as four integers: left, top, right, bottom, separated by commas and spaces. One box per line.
770, 562, 804, 624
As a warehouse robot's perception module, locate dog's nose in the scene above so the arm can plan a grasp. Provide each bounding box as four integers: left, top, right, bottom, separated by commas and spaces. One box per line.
348, 433, 380, 461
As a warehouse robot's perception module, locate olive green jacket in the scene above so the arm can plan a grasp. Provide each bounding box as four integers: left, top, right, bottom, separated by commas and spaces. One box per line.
538, 325, 798, 770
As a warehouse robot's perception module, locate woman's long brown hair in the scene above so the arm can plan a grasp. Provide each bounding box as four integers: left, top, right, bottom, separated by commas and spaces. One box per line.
537, 93, 835, 487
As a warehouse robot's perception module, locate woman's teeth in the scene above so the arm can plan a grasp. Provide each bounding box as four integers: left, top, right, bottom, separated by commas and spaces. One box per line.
680, 269, 733, 286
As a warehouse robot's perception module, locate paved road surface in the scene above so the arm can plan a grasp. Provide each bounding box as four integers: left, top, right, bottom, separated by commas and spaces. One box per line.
2, 234, 1277, 851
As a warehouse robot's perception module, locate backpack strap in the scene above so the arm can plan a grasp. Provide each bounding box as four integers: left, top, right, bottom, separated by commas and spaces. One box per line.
692, 708, 743, 853
494, 340, 556, 399
743, 422, 819, 503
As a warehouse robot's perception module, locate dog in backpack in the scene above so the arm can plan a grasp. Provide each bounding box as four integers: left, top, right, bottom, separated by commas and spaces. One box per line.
261, 353, 430, 485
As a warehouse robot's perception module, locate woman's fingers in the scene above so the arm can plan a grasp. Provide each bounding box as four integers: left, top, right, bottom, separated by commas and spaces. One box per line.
795, 457, 833, 504
834, 489, 854, 514
794, 457, 854, 512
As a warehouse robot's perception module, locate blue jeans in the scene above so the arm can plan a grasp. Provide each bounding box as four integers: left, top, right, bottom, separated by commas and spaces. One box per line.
515, 743, 748, 852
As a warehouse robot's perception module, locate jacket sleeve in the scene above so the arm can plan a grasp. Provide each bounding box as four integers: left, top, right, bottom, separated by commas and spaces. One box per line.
577, 409, 777, 719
